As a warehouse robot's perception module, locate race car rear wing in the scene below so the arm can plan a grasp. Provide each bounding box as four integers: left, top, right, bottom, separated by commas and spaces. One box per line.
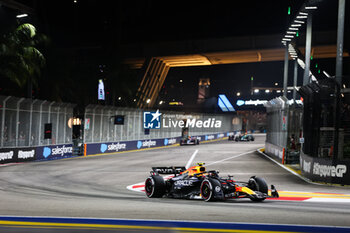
152, 166, 186, 175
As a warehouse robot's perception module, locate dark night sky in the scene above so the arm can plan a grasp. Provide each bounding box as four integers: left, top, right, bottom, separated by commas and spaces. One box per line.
34, 0, 302, 45
27, 0, 346, 45
1, 0, 349, 106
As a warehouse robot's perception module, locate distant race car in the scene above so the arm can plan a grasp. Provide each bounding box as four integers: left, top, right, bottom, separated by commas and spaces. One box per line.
145, 163, 279, 202
180, 136, 200, 146
228, 133, 255, 142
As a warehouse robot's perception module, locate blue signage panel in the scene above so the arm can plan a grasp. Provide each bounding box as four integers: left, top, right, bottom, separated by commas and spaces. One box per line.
218, 94, 235, 112
85, 137, 181, 156
36, 144, 73, 161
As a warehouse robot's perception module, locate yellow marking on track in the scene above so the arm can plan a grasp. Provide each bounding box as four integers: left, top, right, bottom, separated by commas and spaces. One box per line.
0, 221, 299, 233
277, 191, 350, 199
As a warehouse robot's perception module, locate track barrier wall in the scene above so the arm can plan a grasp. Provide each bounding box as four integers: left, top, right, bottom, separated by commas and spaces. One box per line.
84, 132, 232, 156
300, 151, 350, 185
0, 133, 231, 163
0, 143, 73, 164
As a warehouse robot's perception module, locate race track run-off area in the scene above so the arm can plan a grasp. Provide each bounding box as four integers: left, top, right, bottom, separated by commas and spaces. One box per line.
1, 135, 350, 232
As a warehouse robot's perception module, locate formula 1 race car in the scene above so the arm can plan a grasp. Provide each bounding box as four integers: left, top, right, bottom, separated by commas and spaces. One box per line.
180, 136, 200, 146
145, 163, 279, 202
179, 127, 200, 146
228, 133, 255, 142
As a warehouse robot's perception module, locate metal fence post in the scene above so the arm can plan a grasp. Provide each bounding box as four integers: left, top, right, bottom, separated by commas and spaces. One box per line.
47, 102, 55, 145
56, 105, 60, 145
120, 110, 124, 140
335, 0, 345, 85
91, 106, 96, 143
48, 102, 54, 122
28, 99, 38, 146
38, 100, 47, 146
293, 60, 298, 103
283, 44, 289, 97
133, 111, 136, 140
100, 108, 103, 142
1, 96, 11, 147
303, 15, 312, 85
64, 105, 67, 144
15, 98, 25, 147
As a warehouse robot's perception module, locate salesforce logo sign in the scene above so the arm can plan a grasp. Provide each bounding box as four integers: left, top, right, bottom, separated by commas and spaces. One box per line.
100, 143, 127, 153
236, 100, 245, 106
100, 144, 108, 153
43, 147, 51, 158
42, 145, 72, 159
137, 140, 157, 149
137, 141, 143, 149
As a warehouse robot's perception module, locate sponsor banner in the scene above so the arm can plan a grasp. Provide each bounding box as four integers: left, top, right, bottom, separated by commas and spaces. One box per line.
100, 142, 128, 153
85, 138, 182, 156
0, 147, 36, 164
85, 133, 230, 156
36, 144, 73, 161
0, 149, 16, 164
204, 134, 215, 141
300, 152, 350, 185
163, 138, 179, 146
17, 148, 36, 162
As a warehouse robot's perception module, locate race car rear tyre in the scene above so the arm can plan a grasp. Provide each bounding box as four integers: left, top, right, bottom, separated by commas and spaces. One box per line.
200, 178, 222, 202
145, 175, 166, 198
248, 176, 268, 202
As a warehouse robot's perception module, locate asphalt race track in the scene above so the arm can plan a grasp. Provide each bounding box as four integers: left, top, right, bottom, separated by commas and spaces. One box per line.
1, 135, 350, 232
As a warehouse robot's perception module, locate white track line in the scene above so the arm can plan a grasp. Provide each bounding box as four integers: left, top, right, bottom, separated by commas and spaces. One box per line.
185, 149, 199, 169
206, 150, 255, 166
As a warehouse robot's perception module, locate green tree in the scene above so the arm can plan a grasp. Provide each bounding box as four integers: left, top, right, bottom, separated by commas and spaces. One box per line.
0, 23, 46, 98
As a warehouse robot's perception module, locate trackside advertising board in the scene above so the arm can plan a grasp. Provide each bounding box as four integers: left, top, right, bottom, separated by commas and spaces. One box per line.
84, 132, 232, 156
1, 133, 232, 164
0, 147, 36, 164
35, 144, 73, 161
300, 152, 350, 185
85, 138, 181, 156
0, 144, 74, 164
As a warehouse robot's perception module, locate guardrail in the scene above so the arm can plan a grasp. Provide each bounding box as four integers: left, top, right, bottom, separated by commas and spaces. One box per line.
0, 132, 233, 164
83, 132, 232, 156
0, 143, 73, 164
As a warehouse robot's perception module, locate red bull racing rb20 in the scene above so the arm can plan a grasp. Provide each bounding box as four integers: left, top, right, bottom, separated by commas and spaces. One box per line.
145, 163, 279, 202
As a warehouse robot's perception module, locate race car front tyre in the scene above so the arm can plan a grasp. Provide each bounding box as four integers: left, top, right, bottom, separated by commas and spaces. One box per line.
248, 176, 268, 202
145, 175, 166, 198
200, 178, 222, 202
